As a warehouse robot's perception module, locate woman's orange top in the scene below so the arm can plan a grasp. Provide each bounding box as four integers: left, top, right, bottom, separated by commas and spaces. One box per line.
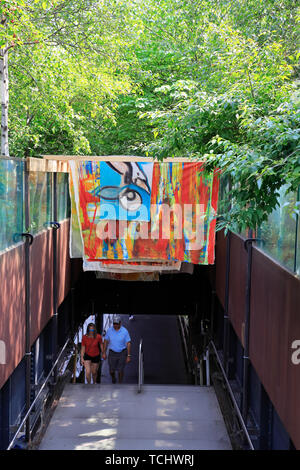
82, 334, 102, 357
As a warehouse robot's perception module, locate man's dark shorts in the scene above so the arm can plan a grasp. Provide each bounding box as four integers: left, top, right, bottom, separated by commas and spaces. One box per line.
108, 349, 127, 372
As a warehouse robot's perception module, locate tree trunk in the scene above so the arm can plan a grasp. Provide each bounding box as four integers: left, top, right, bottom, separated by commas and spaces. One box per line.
0, 46, 9, 157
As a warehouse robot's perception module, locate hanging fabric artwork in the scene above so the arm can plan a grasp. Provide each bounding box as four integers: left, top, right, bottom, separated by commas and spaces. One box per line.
69, 159, 219, 269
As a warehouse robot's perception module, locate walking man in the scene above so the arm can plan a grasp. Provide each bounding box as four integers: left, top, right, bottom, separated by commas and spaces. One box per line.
102, 314, 131, 383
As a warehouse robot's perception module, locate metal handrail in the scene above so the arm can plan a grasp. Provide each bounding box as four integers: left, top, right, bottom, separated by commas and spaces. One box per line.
209, 340, 254, 450
7, 338, 71, 450
178, 315, 192, 374
138, 338, 144, 393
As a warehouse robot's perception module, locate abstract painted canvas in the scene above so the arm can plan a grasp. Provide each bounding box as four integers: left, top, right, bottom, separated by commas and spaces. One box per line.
69, 159, 219, 266
78, 161, 154, 222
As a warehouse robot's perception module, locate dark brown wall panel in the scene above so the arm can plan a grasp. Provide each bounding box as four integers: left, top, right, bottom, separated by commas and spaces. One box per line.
215, 230, 227, 308
215, 231, 247, 343
30, 229, 54, 345
30, 221, 71, 345
57, 220, 71, 306
286, 286, 300, 449
250, 248, 300, 449
215, 230, 300, 447
0, 245, 26, 388
228, 233, 247, 344
0, 220, 72, 389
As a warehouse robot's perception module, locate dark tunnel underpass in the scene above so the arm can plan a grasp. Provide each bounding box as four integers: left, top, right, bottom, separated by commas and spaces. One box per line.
72, 265, 215, 386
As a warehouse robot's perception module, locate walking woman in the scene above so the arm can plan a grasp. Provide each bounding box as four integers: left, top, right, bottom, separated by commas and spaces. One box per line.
80, 323, 103, 384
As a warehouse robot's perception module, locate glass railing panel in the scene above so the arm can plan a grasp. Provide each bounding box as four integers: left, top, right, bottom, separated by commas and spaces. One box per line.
29, 171, 52, 234
257, 185, 298, 272
0, 158, 24, 251
57, 173, 70, 221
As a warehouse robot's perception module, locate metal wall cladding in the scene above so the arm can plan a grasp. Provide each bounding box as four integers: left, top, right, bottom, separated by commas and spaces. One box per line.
0, 220, 72, 389
57, 220, 71, 307
216, 231, 247, 343
228, 233, 248, 344
215, 229, 300, 449
215, 230, 227, 308
249, 247, 300, 449
0, 244, 26, 389
30, 228, 53, 346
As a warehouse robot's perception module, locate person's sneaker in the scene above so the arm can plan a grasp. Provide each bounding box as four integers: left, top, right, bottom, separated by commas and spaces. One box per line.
129, 315, 134, 320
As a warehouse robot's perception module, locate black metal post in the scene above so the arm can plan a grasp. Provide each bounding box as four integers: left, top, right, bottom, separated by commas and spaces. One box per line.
16, 161, 24, 236
52, 173, 58, 383
223, 231, 231, 375
293, 186, 300, 273
209, 248, 217, 343
242, 234, 258, 422
24, 169, 32, 443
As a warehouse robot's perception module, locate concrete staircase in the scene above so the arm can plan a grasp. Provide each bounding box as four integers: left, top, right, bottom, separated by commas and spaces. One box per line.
39, 383, 232, 450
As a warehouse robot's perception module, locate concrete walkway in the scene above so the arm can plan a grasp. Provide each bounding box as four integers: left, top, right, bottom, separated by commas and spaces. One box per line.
39, 314, 231, 450
39, 383, 232, 450
100, 314, 189, 385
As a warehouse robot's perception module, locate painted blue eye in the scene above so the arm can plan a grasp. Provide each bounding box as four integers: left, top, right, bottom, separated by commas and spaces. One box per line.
98, 186, 123, 200
90, 184, 143, 212
119, 187, 142, 211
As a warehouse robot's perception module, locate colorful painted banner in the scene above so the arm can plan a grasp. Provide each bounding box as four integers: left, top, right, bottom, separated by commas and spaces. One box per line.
95, 161, 153, 221
69, 160, 219, 265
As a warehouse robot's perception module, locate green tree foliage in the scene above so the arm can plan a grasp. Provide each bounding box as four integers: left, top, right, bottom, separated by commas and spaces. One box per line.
2, 0, 300, 230
128, 0, 300, 231
2, 0, 138, 155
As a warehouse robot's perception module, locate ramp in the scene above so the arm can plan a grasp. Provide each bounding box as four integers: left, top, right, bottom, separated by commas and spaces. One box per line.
39, 383, 231, 450
100, 314, 189, 384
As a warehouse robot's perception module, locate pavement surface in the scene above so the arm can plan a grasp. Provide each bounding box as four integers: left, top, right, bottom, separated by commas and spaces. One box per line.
100, 314, 189, 385
39, 384, 232, 450
38, 314, 231, 450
